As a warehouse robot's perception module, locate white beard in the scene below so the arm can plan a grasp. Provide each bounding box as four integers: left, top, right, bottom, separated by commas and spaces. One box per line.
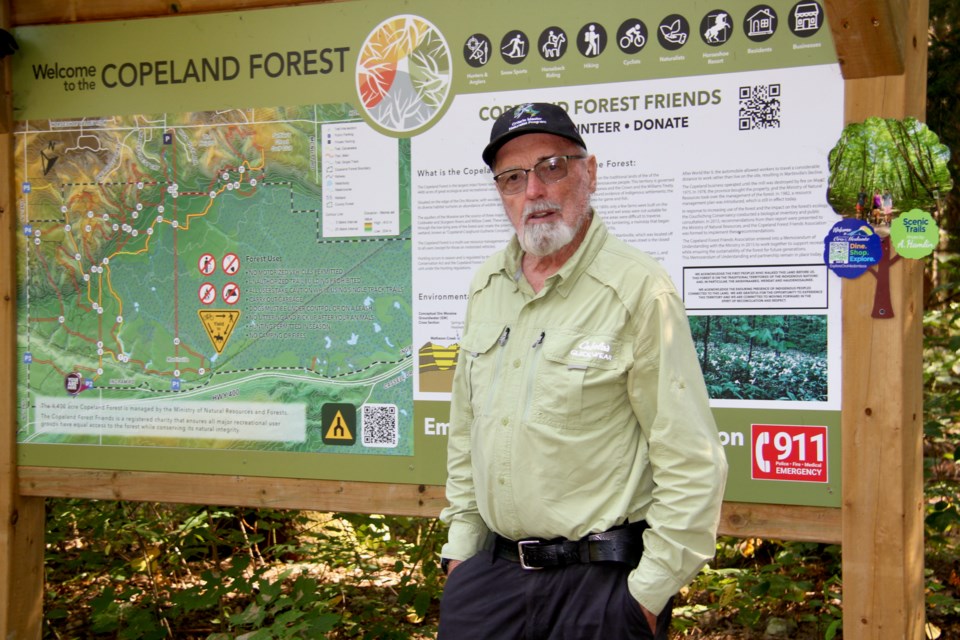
519, 201, 587, 257
522, 220, 576, 257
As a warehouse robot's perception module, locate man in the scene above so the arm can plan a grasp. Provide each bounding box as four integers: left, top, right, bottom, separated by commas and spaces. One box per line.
856, 185, 867, 218
438, 102, 727, 639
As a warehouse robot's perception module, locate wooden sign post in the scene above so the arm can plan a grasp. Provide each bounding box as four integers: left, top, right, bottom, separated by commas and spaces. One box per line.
836, 0, 929, 635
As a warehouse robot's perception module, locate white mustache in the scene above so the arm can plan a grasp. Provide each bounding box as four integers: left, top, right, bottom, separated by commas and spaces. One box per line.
522, 201, 562, 222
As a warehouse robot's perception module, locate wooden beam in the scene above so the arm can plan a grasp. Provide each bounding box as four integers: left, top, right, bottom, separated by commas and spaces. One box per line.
824, 0, 907, 78
9, 0, 342, 26
18, 466, 841, 542
841, 250, 926, 640
0, 495, 44, 640
840, 0, 928, 636
0, 0, 44, 635
718, 502, 840, 544
19, 468, 449, 516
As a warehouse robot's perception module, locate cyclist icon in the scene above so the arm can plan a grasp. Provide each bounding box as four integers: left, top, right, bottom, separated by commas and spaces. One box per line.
620, 23, 646, 49
617, 19, 648, 53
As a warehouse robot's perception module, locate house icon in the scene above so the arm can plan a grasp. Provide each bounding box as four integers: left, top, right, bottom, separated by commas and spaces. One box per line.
794, 3, 821, 31
747, 8, 776, 36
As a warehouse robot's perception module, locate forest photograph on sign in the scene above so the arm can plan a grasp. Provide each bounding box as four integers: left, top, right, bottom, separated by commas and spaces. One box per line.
689, 314, 827, 402
827, 117, 952, 224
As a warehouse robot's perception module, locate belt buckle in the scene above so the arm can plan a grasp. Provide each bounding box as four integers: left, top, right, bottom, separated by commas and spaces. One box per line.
517, 540, 544, 570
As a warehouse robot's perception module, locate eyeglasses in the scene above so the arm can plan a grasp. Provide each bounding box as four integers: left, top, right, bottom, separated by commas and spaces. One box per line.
493, 155, 587, 195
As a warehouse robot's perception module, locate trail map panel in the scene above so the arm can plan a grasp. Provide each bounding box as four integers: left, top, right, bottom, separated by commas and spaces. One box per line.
16, 105, 414, 461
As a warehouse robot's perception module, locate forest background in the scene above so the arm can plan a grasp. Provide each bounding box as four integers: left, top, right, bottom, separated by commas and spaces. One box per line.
37, 1, 960, 638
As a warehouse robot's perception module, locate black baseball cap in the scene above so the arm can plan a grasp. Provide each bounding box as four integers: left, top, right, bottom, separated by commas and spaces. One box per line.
482, 102, 587, 168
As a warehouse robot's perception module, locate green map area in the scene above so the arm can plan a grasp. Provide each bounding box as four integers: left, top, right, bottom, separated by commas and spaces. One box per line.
16, 103, 413, 457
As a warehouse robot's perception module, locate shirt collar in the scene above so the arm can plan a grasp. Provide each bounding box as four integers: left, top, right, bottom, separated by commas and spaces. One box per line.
500, 209, 607, 296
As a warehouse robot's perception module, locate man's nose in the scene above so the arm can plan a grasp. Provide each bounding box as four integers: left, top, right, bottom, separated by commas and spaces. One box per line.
524, 170, 548, 197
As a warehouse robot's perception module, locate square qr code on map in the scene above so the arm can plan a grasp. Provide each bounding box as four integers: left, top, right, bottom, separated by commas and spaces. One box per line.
361, 403, 398, 448
739, 84, 781, 130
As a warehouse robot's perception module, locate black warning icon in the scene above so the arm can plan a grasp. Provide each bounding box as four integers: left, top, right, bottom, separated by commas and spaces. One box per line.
321, 403, 356, 446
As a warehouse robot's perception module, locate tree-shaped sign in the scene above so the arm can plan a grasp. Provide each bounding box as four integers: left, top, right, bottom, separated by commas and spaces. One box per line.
826, 117, 952, 318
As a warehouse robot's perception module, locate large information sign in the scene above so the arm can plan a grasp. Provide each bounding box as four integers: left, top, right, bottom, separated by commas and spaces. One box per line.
13, 0, 844, 506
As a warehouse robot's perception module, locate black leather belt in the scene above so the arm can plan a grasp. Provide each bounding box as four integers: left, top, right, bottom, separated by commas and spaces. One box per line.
493, 521, 647, 570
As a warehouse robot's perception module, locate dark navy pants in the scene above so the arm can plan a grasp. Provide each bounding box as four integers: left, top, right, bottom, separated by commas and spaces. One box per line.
438, 549, 673, 640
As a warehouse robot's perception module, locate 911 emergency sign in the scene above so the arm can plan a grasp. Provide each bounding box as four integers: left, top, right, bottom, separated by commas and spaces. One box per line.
751, 424, 828, 483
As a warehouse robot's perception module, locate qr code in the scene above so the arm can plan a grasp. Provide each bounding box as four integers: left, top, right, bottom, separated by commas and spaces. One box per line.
738, 84, 781, 130
362, 403, 398, 448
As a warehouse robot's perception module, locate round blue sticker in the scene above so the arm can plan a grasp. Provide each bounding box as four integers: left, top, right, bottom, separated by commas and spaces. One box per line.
823, 218, 882, 278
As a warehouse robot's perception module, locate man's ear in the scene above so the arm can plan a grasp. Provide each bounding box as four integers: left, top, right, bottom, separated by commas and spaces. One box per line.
586, 154, 598, 193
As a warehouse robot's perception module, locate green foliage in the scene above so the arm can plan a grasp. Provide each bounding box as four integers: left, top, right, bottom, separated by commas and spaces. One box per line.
43, 504, 446, 639
678, 539, 844, 637
690, 315, 828, 401
922, 254, 960, 627
325, 514, 445, 639
928, 0, 960, 252
924, 0, 960, 610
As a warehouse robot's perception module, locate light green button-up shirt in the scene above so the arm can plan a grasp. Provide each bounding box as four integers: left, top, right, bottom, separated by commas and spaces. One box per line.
440, 213, 728, 615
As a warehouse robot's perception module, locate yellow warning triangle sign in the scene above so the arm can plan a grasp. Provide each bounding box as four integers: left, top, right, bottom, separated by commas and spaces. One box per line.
198, 309, 241, 354
325, 410, 354, 440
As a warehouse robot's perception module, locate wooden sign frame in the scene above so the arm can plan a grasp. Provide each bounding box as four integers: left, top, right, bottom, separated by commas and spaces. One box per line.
1, 0, 929, 637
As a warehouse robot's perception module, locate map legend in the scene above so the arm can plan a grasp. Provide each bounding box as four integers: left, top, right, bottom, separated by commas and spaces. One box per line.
321, 122, 400, 237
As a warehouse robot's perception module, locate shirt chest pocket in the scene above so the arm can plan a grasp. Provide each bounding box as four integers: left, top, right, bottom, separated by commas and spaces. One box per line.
460, 322, 509, 417
531, 331, 629, 429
